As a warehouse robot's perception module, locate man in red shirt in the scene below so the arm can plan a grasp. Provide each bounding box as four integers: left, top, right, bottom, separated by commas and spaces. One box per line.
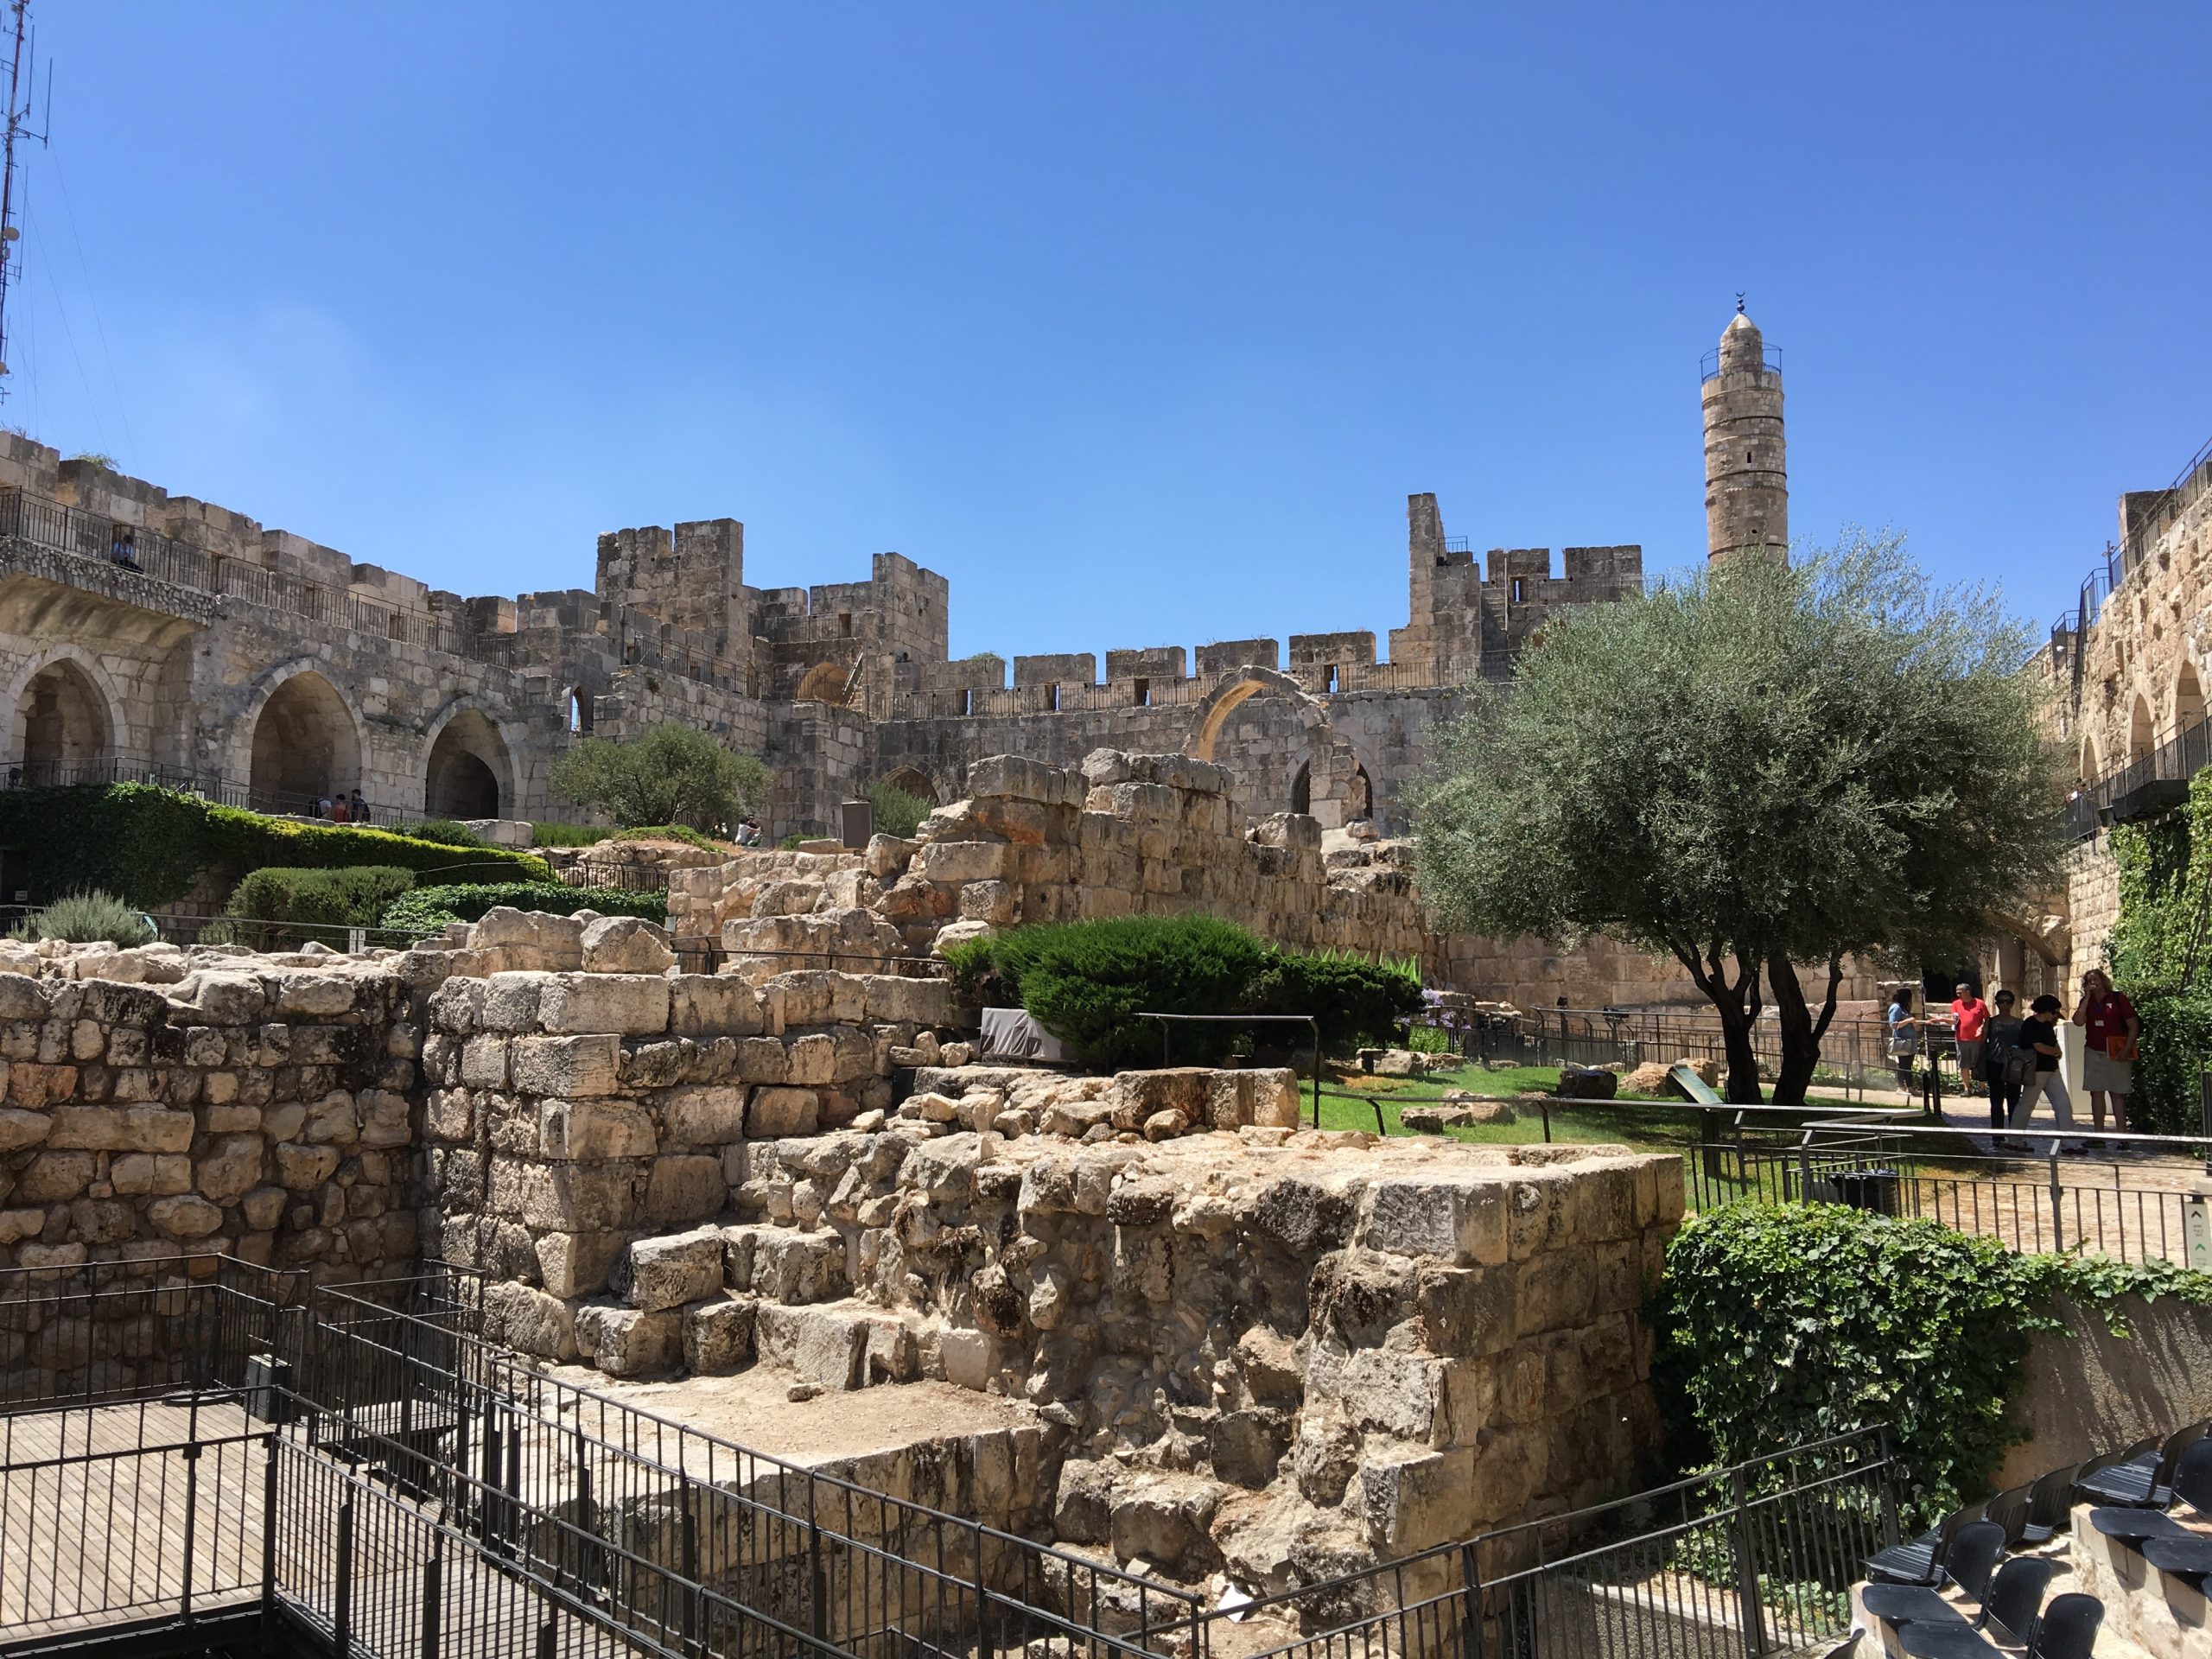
1949, 983, 1991, 1098
2072, 969, 2139, 1139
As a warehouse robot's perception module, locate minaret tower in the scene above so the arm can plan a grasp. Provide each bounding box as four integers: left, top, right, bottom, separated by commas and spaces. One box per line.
1700, 302, 1787, 562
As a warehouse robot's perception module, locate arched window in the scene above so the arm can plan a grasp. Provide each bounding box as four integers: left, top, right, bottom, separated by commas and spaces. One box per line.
880, 766, 938, 805
1290, 761, 1312, 816
2128, 694, 2155, 766
566, 689, 592, 736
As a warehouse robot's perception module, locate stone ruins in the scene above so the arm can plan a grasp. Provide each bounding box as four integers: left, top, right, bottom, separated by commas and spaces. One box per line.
0, 909, 1681, 1589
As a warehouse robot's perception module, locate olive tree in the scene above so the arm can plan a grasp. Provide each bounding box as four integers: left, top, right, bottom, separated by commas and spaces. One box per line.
1412, 532, 2065, 1102
549, 722, 769, 832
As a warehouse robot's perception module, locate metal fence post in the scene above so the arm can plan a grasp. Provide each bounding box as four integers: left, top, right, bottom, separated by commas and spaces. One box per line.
1460, 1539, 1484, 1659
178, 1397, 202, 1624
259, 1440, 280, 1620
1726, 1466, 1769, 1658
334, 1494, 355, 1659
2050, 1145, 2067, 1255
422, 1534, 443, 1659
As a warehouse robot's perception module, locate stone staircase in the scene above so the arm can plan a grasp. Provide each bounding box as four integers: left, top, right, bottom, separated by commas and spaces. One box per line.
570, 1217, 950, 1392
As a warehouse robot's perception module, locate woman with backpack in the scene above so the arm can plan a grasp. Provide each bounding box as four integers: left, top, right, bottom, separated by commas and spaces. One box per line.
1979, 988, 2029, 1133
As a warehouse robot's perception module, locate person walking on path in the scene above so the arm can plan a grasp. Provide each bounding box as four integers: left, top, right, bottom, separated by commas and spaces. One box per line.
1886, 987, 1919, 1099
1951, 983, 1990, 1099
1980, 989, 2029, 1133
2071, 969, 2139, 1141
2011, 993, 2083, 1152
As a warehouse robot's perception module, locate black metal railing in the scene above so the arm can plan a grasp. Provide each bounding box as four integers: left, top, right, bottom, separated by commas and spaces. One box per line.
2061, 709, 2212, 842
1133, 1429, 1894, 1659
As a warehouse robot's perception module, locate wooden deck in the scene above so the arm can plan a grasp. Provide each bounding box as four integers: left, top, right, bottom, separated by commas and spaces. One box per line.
0, 1397, 267, 1642
0, 1399, 659, 1659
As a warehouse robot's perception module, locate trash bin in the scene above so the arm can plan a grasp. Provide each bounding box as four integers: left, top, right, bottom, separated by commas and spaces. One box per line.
1829, 1168, 1901, 1216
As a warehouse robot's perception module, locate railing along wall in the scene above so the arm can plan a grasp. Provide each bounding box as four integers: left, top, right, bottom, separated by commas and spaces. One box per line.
0, 486, 745, 692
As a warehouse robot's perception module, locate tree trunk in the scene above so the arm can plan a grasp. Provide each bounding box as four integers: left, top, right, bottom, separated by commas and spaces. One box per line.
1675, 942, 1765, 1103
1766, 950, 1845, 1104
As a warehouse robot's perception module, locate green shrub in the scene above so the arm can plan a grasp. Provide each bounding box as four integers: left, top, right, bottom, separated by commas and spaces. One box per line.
613, 825, 725, 853
379, 881, 667, 936
973, 915, 1270, 1070
385, 818, 484, 849
9, 889, 154, 946
1653, 1204, 2212, 1524
0, 785, 548, 907
865, 780, 932, 839
224, 866, 416, 949
1239, 948, 1425, 1054
531, 822, 613, 848
2116, 985, 2212, 1136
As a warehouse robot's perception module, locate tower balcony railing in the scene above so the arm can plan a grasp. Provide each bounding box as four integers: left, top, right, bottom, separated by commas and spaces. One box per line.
1700, 343, 1783, 381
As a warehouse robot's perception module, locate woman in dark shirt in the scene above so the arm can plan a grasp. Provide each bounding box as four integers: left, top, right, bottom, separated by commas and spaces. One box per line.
2008, 994, 2080, 1151
1978, 989, 2027, 1132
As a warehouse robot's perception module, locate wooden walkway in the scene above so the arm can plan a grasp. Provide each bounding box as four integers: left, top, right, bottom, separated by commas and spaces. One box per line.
0, 1397, 267, 1641
0, 1399, 662, 1659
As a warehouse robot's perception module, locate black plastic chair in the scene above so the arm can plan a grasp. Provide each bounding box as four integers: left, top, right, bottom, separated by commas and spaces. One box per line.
2018, 1462, 2082, 1547
2087, 1504, 2187, 1546
1865, 1522, 2006, 1637
2172, 1436, 2212, 1520
1980, 1555, 2058, 1646
1867, 1501, 1986, 1586
2077, 1419, 2208, 1507
2026, 1592, 2101, 1659
2141, 1533, 2212, 1586
2066, 1441, 2152, 1508
1979, 1484, 2031, 1549
1898, 1623, 1997, 1657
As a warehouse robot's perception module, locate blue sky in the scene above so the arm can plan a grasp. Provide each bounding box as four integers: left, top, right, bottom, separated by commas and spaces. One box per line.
10, 3, 2209, 664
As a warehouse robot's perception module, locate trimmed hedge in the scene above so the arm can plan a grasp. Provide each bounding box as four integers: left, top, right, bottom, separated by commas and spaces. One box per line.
226, 867, 416, 943
0, 785, 548, 907
1653, 1204, 2212, 1524
945, 919, 1428, 1066
380, 881, 667, 936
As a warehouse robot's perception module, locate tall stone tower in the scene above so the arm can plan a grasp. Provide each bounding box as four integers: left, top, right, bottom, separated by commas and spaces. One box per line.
1701, 307, 1788, 562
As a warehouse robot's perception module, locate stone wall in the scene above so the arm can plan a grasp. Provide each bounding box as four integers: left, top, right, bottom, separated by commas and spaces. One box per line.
2062, 833, 2120, 988
503, 1118, 1681, 1586
0, 956, 418, 1281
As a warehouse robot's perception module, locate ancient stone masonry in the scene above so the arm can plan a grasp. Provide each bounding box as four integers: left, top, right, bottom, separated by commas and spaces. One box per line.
669, 750, 1426, 967
0, 944, 417, 1284
0, 429, 1634, 845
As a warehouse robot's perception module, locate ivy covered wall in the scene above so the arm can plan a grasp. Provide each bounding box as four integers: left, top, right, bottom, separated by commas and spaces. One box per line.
2103, 770, 2212, 1134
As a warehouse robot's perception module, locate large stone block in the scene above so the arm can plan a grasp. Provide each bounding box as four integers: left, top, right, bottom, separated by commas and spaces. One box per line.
513, 1162, 638, 1232
670, 976, 766, 1039
478, 972, 546, 1032
748, 1228, 848, 1304
661, 1085, 747, 1147
643, 1156, 727, 1226
110, 1152, 192, 1197
511, 1035, 622, 1096
1360, 1175, 1510, 1267
196, 1135, 265, 1204
539, 1098, 657, 1160
580, 917, 677, 975
1360, 1447, 1477, 1554
683, 1295, 755, 1374
575, 1302, 681, 1377
536, 1230, 626, 1299
539, 974, 671, 1037
484, 1281, 579, 1363
612, 1227, 727, 1311
912, 841, 1010, 885
748, 1087, 819, 1138
0, 1107, 50, 1153
753, 1302, 866, 1389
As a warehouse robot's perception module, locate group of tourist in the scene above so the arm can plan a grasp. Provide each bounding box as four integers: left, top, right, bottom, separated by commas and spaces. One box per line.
733, 816, 763, 846
1886, 970, 2141, 1149
306, 790, 372, 825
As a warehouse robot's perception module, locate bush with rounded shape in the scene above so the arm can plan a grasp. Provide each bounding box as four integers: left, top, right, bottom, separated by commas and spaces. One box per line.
983, 915, 1269, 1070
386, 818, 484, 849
865, 780, 931, 840
612, 825, 726, 853
1241, 948, 1424, 1054
10, 889, 154, 946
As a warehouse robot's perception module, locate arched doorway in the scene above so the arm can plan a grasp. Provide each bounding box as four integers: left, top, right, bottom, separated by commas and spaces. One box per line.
880, 766, 938, 805
248, 671, 361, 810
426, 709, 512, 820
2127, 694, 2155, 765
12, 658, 113, 785
1290, 761, 1312, 815
2177, 662, 2205, 734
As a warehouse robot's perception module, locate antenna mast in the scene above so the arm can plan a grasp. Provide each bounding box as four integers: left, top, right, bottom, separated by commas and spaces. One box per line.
0, 0, 48, 403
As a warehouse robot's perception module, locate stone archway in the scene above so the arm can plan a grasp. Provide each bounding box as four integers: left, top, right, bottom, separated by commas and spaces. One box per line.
1187, 666, 1389, 830
247, 669, 363, 810
2127, 693, 2155, 765
2177, 660, 2205, 734
880, 766, 939, 805
10, 656, 116, 785
424, 707, 516, 821
795, 660, 849, 704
